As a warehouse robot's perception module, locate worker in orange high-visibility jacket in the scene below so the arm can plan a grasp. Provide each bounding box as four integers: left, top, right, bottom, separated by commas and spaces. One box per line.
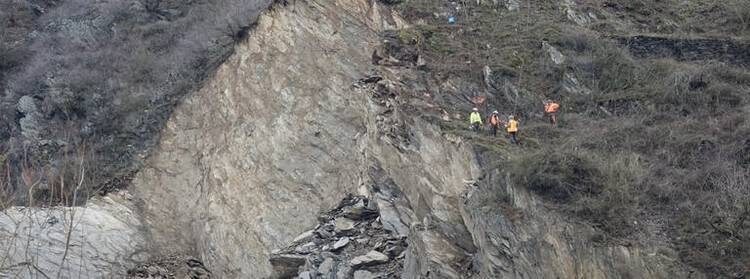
543, 99, 560, 126
506, 115, 519, 144
488, 110, 502, 137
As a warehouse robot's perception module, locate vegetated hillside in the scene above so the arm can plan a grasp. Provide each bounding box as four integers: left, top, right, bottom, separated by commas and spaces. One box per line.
392, 0, 749, 276
0, 0, 747, 277
0, 0, 273, 207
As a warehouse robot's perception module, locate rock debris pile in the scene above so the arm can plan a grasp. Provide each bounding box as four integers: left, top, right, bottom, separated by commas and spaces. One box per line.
127, 255, 211, 279
270, 195, 408, 278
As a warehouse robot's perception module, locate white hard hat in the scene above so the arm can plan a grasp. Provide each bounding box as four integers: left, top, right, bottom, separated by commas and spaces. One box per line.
472, 107, 478, 111
493, 110, 498, 114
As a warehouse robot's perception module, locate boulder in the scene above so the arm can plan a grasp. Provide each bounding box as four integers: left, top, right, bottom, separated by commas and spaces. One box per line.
376, 197, 410, 237
342, 199, 378, 220
318, 258, 336, 277
294, 242, 317, 254
350, 251, 389, 267
332, 237, 350, 251
385, 241, 407, 258
336, 265, 352, 278
269, 254, 307, 278
316, 223, 336, 239
353, 270, 376, 279
335, 217, 356, 233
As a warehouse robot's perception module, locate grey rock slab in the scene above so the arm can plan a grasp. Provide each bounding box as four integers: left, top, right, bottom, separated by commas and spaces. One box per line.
332, 237, 350, 251
375, 197, 410, 237
385, 243, 407, 258
293, 229, 316, 243
318, 257, 336, 277
270, 254, 307, 278
335, 217, 356, 233
356, 238, 370, 244
543, 41, 565, 65
298, 271, 312, 279
295, 241, 317, 254
0, 193, 146, 278
343, 199, 378, 220
353, 270, 376, 279
350, 251, 389, 267
336, 265, 352, 279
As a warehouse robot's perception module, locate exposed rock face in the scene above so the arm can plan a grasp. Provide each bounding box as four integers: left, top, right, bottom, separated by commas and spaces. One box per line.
131, 0, 407, 277
561, 0, 597, 25
461, 163, 703, 278
0, 192, 146, 278
618, 35, 750, 67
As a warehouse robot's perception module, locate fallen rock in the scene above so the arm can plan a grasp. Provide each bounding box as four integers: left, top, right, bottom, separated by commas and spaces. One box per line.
356, 238, 369, 244
318, 258, 336, 277
342, 199, 378, 220
353, 270, 376, 279
128, 255, 211, 279
294, 242, 317, 254
384, 240, 407, 258
376, 198, 410, 237
298, 271, 312, 279
335, 217, 356, 233
317, 223, 336, 239
293, 229, 315, 243
332, 237, 350, 251
269, 195, 406, 278
350, 251, 389, 267
336, 265, 352, 278
269, 254, 307, 278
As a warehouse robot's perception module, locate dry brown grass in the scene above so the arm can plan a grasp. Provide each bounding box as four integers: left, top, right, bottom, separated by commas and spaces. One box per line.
396, 0, 750, 275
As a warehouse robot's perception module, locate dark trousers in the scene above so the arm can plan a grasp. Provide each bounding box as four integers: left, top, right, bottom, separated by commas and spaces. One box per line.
471, 122, 481, 132
509, 132, 518, 144
549, 113, 557, 126
490, 125, 499, 137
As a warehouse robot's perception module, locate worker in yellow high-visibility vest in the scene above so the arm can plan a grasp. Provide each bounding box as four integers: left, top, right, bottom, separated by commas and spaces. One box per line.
469, 108, 482, 132
506, 115, 519, 144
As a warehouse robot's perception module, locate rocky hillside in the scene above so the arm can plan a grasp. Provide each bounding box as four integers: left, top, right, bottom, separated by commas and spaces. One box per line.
0, 0, 748, 278
0, 0, 273, 205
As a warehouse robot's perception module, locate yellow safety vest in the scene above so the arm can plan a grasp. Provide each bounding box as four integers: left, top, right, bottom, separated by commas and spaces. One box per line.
507, 120, 519, 132
470, 112, 482, 124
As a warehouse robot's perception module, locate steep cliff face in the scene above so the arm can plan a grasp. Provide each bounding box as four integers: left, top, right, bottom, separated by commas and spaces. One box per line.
131, 0, 407, 277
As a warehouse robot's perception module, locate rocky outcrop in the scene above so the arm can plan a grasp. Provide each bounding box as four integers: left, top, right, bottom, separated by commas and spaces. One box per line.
0, 191, 146, 278
460, 161, 703, 278
618, 35, 750, 67
130, 0, 406, 277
